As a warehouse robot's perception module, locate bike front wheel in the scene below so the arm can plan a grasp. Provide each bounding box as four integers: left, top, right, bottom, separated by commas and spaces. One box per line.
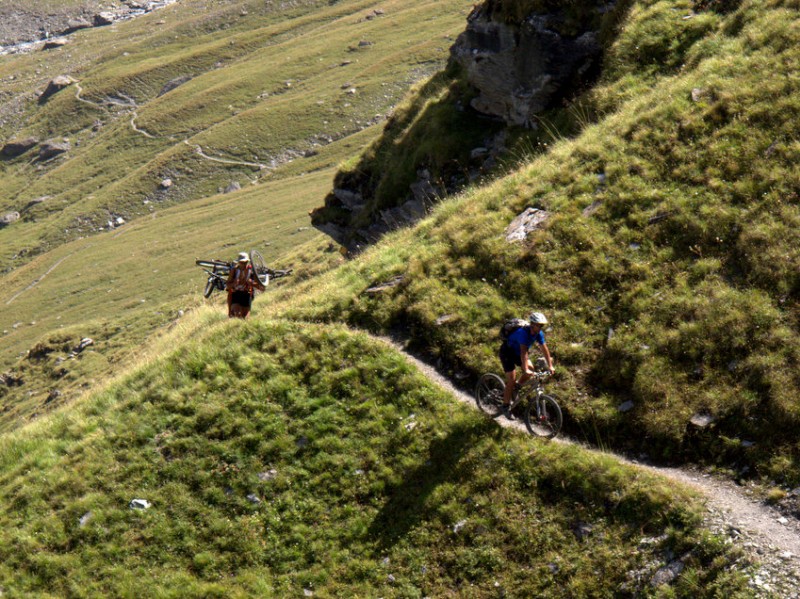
524, 395, 562, 438
475, 373, 505, 418
249, 249, 269, 290
196, 259, 230, 271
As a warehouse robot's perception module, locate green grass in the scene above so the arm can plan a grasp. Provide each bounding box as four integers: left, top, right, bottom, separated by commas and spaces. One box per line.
268, 0, 800, 484
0, 321, 749, 596
0, 164, 344, 432
0, 0, 475, 272
0, 0, 788, 591
0, 0, 471, 429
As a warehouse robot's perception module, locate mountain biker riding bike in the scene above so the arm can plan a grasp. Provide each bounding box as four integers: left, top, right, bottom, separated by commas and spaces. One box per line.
226, 252, 265, 319
499, 312, 555, 420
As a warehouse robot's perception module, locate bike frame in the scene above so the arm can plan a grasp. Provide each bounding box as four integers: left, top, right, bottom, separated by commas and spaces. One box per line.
510, 372, 549, 411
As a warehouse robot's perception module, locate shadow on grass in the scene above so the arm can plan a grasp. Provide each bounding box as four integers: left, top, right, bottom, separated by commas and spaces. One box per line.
367, 417, 501, 551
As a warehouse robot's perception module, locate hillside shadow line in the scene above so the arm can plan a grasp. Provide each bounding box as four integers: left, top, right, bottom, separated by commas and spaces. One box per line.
366, 417, 500, 552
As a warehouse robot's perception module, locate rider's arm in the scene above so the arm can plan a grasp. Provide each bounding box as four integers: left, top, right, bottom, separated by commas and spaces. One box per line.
540, 342, 555, 374
520, 345, 533, 375
225, 268, 236, 291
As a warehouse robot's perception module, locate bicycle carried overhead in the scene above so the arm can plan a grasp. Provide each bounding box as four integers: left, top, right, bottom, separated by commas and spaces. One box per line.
195, 249, 292, 299
475, 370, 563, 438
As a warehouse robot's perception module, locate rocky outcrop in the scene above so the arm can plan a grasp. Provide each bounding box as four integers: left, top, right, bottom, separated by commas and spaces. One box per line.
1, 137, 39, 157
450, 0, 617, 127
158, 75, 192, 97
311, 132, 506, 252
39, 139, 71, 160
42, 37, 69, 50
93, 12, 115, 26
311, 0, 624, 251
0, 212, 20, 228
505, 207, 550, 242
39, 75, 76, 102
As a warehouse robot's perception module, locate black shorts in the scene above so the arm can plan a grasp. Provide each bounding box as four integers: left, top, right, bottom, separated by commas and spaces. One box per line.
499, 342, 521, 373
230, 290, 252, 308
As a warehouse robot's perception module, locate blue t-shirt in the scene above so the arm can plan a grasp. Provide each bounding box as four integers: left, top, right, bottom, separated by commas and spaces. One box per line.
507, 327, 545, 356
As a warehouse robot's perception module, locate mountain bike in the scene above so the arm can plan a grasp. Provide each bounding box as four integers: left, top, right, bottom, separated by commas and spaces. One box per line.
475, 371, 562, 438
195, 250, 292, 298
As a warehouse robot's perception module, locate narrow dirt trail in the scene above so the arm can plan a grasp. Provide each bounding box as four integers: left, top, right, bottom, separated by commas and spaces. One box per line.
5, 250, 82, 305
373, 334, 800, 596
130, 110, 156, 138
182, 140, 267, 169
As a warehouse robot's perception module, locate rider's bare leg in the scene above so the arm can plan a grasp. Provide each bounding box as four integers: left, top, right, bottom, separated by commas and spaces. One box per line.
504, 370, 516, 406
509, 360, 536, 402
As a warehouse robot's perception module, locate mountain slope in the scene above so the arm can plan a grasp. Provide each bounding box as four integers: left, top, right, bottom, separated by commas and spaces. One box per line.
0, 320, 748, 595
271, 0, 800, 483
0, 0, 472, 272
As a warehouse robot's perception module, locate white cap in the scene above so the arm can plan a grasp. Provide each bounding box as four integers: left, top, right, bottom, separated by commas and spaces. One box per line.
237, 252, 249, 263
529, 312, 548, 324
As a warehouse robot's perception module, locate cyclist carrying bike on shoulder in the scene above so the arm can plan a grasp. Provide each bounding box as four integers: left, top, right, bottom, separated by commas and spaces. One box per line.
499, 312, 555, 420
226, 252, 265, 319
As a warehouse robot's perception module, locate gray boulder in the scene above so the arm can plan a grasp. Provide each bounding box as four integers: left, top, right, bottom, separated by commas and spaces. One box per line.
40, 76, 76, 102
43, 38, 69, 50
651, 559, 685, 587
2, 137, 39, 157
505, 207, 549, 242
224, 181, 241, 194
0, 212, 20, 227
129, 498, 151, 510
94, 12, 116, 26
65, 18, 93, 34
39, 139, 71, 160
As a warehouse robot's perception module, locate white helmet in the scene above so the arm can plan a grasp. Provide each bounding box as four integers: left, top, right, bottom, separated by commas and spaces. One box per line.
529, 312, 548, 324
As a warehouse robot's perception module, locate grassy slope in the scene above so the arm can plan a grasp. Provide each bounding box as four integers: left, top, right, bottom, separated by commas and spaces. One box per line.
269, 0, 800, 483
0, 319, 748, 596
0, 0, 470, 428
0, 0, 472, 271
0, 0, 784, 593
0, 165, 337, 432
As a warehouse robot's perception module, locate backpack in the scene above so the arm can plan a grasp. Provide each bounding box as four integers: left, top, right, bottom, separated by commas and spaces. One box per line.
499, 318, 529, 340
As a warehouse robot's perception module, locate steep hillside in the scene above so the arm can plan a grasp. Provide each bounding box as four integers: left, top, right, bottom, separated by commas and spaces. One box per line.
275, 0, 800, 484
0, 320, 748, 595
0, 0, 472, 272
0, 0, 793, 593
0, 0, 470, 427
310, 0, 635, 251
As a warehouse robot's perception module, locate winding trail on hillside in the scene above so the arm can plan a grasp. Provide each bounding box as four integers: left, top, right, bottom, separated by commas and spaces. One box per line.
371, 334, 800, 595
182, 140, 267, 170
74, 82, 101, 108
130, 110, 156, 138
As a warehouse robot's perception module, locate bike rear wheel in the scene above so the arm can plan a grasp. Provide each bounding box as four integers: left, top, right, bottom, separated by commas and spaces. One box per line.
475, 373, 505, 418
524, 394, 562, 438
203, 277, 215, 298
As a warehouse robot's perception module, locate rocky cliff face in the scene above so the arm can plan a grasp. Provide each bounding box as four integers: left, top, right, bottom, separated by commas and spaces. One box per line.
450, 0, 616, 127
312, 0, 625, 251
